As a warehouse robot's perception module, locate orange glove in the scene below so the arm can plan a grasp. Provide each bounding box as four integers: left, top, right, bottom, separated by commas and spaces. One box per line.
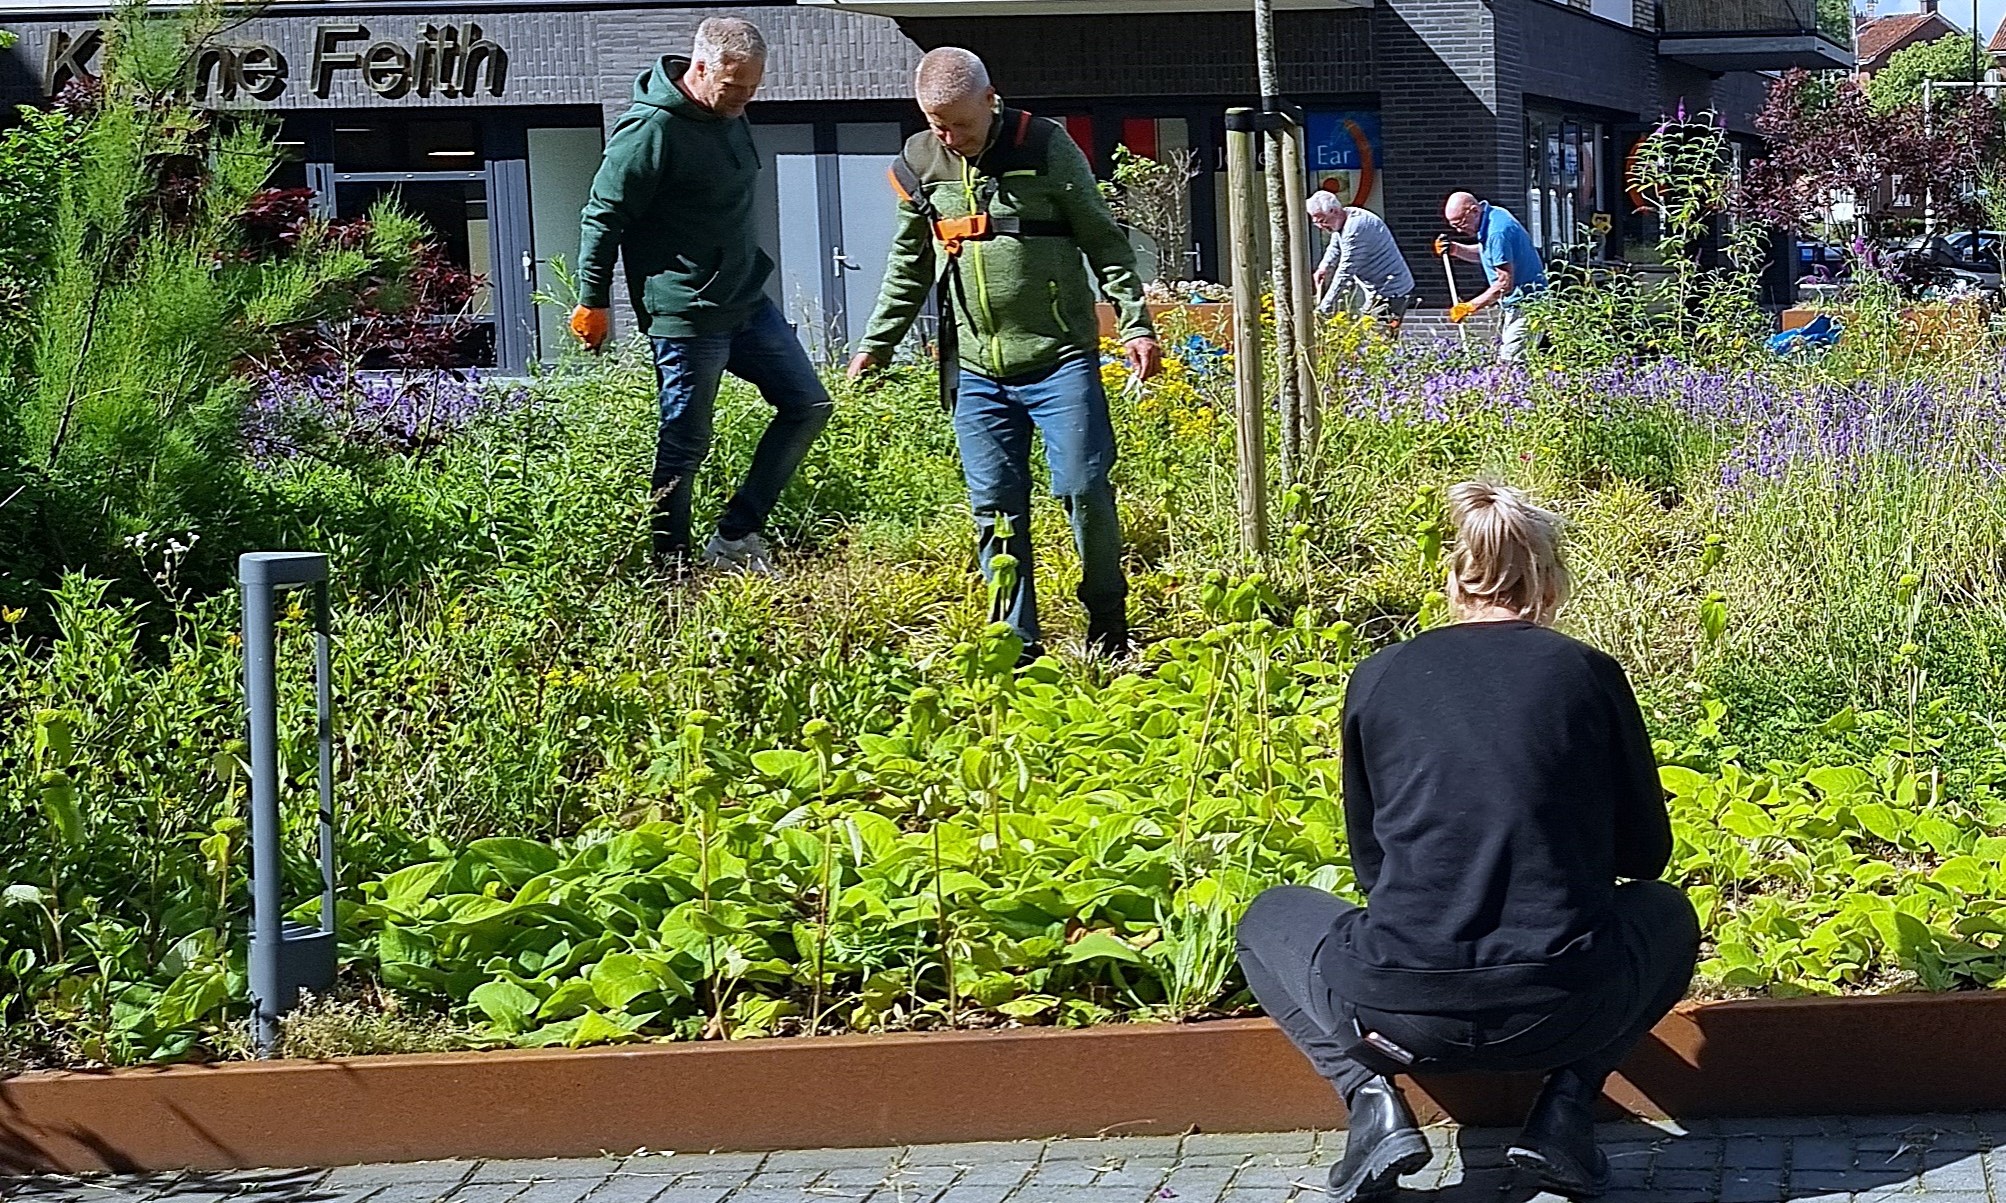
1448, 301, 1475, 324
1434, 235, 1453, 258
570, 305, 610, 351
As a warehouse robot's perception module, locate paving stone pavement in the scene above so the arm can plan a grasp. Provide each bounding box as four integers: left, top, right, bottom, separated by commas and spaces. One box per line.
6, 1115, 2006, 1203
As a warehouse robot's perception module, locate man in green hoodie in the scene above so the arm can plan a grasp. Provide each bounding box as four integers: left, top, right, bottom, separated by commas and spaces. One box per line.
847, 47, 1158, 659
571, 17, 832, 577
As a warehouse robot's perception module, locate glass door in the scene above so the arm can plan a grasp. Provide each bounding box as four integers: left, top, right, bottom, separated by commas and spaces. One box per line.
834, 122, 906, 355
328, 119, 499, 368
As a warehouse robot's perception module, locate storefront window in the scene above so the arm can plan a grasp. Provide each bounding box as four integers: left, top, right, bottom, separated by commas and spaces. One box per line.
334, 118, 484, 172
333, 179, 493, 318
1524, 110, 1607, 261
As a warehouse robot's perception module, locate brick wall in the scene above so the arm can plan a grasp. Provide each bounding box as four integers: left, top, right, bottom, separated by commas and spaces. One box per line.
897, 10, 1375, 99
1373, 0, 1505, 306
1518, 0, 1659, 115
593, 6, 920, 104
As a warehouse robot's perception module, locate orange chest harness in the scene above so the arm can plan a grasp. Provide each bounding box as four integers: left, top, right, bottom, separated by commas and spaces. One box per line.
885, 108, 1073, 409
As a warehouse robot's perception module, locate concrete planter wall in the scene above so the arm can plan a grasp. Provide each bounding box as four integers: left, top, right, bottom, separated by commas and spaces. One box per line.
5, 993, 2006, 1175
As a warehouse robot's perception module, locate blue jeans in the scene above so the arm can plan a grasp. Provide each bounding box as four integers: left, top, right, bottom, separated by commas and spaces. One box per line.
650, 299, 833, 554
953, 356, 1127, 647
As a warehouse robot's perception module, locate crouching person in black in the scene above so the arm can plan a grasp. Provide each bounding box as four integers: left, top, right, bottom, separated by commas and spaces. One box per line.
1237, 481, 1699, 1203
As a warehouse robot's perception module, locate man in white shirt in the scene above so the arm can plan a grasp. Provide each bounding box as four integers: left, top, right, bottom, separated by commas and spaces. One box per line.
1309, 192, 1416, 335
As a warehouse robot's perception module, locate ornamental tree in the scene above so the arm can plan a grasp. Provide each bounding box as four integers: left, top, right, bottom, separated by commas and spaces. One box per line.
1868, 33, 1985, 113
1737, 69, 1997, 244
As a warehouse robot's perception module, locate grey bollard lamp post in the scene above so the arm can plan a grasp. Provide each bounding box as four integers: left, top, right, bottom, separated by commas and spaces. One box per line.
239, 551, 338, 1056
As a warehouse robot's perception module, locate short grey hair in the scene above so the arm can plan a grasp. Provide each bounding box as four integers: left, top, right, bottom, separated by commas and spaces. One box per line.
1307, 191, 1345, 220
694, 17, 766, 67
915, 47, 990, 108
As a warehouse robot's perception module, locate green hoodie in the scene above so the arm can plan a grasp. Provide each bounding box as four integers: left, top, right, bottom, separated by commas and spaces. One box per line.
576, 56, 772, 338
857, 109, 1153, 381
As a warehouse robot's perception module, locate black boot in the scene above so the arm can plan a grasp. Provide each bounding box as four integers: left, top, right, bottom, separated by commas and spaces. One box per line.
650, 498, 689, 577
1507, 1067, 1610, 1198
1327, 1077, 1430, 1203
1086, 615, 1131, 660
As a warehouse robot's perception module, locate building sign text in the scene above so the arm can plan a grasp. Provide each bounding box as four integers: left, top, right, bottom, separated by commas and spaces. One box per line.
42, 22, 509, 102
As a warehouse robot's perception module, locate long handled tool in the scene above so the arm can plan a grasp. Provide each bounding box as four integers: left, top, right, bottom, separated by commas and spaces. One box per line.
1440, 243, 1470, 348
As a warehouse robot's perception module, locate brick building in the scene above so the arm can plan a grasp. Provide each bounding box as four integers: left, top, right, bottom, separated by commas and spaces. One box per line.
1, 0, 1850, 370
1854, 2, 1963, 73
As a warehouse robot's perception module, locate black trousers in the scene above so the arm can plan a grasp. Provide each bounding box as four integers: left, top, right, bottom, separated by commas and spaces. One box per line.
1236, 881, 1699, 1104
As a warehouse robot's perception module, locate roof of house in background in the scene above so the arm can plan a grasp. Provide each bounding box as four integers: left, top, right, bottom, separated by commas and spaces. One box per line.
1855, 9, 1964, 70
1990, 13, 2006, 51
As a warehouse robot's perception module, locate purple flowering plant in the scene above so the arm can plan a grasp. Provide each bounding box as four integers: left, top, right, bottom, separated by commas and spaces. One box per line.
244, 370, 533, 468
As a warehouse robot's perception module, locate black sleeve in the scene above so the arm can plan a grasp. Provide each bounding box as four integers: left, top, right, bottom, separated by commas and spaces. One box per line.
1341, 658, 1387, 894
1592, 651, 1673, 880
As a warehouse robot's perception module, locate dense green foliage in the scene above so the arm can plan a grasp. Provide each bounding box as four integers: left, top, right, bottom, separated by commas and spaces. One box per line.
12, 332, 2006, 1066
6, 25, 2006, 1068
0, 4, 456, 612
1869, 33, 1986, 113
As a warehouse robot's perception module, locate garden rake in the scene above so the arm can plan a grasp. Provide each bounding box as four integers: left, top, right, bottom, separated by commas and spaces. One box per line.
1440, 242, 1470, 349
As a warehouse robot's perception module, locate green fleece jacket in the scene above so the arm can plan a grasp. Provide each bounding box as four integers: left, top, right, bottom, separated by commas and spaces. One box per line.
576, 56, 772, 338
857, 109, 1153, 380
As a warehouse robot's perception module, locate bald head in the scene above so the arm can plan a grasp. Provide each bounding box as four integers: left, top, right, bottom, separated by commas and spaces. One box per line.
1445, 191, 1482, 234
915, 47, 998, 157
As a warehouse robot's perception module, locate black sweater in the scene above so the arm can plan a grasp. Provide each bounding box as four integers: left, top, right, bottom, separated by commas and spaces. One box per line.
1324, 620, 1673, 1012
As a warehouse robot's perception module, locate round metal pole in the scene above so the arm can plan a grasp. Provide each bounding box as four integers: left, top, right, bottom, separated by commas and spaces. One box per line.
242, 570, 282, 1054
315, 581, 336, 937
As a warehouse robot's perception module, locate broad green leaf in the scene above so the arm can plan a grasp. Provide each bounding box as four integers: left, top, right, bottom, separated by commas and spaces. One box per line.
439, 895, 517, 925
376, 862, 450, 911
1061, 931, 1146, 966
589, 953, 654, 1010
995, 994, 1059, 1018
1916, 817, 1966, 856
751, 750, 820, 791
3, 883, 47, 907
1853, 803, 1902, 844
1805, 766, 1874, 801
152, 963, 230, 1028
1657, 765, 1708, 800
569, 1009, 648, 1047
1931, 857, 1989, 894
33, 710, 75, 765
469, 838, 561, 888
538, 977, 598, 1020
377, 925, 436, 967
514, 1018, 583, 1048
470, 980, 541, 1033
1720, 801, 1777, 840
38, 771, 83, 846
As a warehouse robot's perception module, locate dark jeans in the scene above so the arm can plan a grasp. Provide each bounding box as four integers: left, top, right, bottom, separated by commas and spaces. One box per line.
953, 356, 1127, 646
649, 299, 834, 554
1236, 881, 1699, 1105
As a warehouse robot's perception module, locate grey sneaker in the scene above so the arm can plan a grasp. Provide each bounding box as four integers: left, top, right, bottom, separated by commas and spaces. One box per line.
701, 532, 778, 576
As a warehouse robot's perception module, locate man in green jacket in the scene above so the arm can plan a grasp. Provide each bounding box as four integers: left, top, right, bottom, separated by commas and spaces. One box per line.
847, 47, 1159, 659
571, 17, 832, 576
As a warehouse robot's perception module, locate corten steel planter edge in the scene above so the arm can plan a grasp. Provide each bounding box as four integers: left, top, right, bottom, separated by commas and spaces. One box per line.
1094, 302, 1233, 341
4, 992, 2006, 1174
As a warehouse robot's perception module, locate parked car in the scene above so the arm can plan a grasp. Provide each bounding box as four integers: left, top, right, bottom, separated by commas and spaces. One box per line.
1796, 239, 1852, 284
1938, 230, 2006, 272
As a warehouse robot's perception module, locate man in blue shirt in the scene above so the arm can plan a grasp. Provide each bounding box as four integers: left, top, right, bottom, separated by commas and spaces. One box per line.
1436, 191, 1547, 362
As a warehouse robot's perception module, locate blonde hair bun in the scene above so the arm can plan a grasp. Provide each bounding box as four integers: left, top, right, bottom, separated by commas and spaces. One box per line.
1445, 479, 1569, 623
